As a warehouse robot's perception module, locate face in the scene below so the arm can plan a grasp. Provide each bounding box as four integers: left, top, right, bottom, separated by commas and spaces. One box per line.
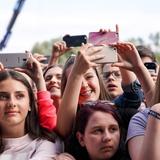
77, 111, 120, 160
102, 64, 123, 99
0, 78, 30, 135
66, 66, 100, 104
44, 66, 62, 100
142, 57, 159, 83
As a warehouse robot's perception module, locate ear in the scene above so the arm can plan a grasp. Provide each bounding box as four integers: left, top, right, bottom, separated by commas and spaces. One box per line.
76, 132, 85, 147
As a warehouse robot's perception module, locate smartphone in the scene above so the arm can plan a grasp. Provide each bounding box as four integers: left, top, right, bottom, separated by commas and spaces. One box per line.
144, 62, 157, 72
88, 31, 119, 46
93, 46, 118, 64
0, 53, 29, 68
63, 35, 87, 47
40, 55, 50, 64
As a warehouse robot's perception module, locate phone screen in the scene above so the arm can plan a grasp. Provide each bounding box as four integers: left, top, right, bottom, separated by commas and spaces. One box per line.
88, 32, 119, 45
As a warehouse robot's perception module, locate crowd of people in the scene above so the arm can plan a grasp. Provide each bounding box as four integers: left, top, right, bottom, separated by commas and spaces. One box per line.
0, 26, 159, 160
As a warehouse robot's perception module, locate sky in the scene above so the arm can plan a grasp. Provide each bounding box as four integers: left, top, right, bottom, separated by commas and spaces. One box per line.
0, 0, 160, 53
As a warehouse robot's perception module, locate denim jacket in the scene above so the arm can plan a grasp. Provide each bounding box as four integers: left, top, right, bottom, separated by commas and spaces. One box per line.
113, 80, 143, 129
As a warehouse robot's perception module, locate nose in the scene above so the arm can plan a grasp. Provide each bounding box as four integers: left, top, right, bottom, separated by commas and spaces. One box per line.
102, 130, 111, 142
6, 96, 16, 108
50, 76, 57, 83
81, 78, 88, 87
107, 73, 115, 81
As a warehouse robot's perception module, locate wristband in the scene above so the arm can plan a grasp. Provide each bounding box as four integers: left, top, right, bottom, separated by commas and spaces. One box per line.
148, 109, 160, 120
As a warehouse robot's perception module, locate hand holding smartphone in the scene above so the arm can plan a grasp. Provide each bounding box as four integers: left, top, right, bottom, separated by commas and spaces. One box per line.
0, 53, 30, 68
63, 35, 87, 47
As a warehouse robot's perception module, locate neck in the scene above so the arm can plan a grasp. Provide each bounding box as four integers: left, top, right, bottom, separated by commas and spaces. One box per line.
52, 96, 61, 112
2, 123, 25, 138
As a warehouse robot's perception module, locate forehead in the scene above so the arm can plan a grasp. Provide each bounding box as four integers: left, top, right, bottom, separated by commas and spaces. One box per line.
45, 66, 62, 77
65, 65, 96, 78
86, 111, 118, 128
103, 64, 120, 73
141, 56, 153, 63
0, 78, 28, 92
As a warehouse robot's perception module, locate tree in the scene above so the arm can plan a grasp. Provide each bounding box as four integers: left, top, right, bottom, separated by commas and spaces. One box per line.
31, 38, 61, 55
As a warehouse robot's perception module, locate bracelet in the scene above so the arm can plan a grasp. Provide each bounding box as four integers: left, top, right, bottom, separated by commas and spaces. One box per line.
148, 109, 160, 120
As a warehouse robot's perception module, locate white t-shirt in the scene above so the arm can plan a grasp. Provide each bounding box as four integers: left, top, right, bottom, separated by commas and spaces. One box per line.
0, 134, 64, 160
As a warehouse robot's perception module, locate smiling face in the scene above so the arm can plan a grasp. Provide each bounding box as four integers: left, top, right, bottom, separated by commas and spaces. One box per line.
77, 111, 120, 160
0, 78, 30, 136
66, 66, 100, 104
44, 66, 62, 100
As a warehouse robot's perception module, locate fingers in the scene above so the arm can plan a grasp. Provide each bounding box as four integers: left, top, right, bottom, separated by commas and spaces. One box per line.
116, 24, 119, 33
33, 53, 47, 62
0, 62, 4, 71
53, 41, 68, 52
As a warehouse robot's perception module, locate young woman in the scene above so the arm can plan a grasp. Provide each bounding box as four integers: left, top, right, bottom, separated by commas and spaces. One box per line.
43, 64, 63, 110
0, 69, 63, 159
55, 100, 130, 160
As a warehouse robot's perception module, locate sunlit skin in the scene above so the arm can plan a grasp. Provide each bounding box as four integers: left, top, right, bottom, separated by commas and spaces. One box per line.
77, 111, 120, 160
44, 66, 62, 100
103, 64, 123, 100
0, 78, 30, 138
66, 65, 100, 104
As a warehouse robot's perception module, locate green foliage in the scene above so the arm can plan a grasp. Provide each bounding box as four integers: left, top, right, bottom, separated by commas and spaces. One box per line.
31, 37, 61, 55
155, 51, 160, 63
127, 37, 145, 46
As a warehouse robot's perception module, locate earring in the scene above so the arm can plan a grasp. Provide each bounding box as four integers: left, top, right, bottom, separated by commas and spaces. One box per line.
28, 106, 31, 111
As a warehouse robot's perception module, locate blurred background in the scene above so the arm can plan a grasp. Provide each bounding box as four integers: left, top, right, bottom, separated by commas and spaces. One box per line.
1, 0, 160, 62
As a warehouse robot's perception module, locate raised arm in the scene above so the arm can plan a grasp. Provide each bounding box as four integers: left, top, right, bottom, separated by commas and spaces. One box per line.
138, 104, 160, 160
48, 41, 70, 66
112, 42, 155, 106
56, 44, 104, 138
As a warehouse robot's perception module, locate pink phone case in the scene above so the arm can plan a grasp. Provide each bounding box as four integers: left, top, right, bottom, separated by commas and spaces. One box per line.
88, 32, 119, 45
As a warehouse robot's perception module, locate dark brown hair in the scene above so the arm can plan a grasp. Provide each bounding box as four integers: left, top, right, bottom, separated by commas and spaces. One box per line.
0, 70, 56, 153
66, 100, 127, 160
136, 45, 156, 62
43, 64, 63, 77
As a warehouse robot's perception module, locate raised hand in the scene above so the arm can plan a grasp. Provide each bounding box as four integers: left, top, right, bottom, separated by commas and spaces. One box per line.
49, 41, 71, 65
72, 44, 104, 74
15, 53, 46, 91
112, 42, 144, 72
0, 62, 4, 71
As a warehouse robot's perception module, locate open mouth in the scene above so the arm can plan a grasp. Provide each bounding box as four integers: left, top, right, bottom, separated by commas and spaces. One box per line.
107, 84, 117, 90
80, 90, 92, 97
